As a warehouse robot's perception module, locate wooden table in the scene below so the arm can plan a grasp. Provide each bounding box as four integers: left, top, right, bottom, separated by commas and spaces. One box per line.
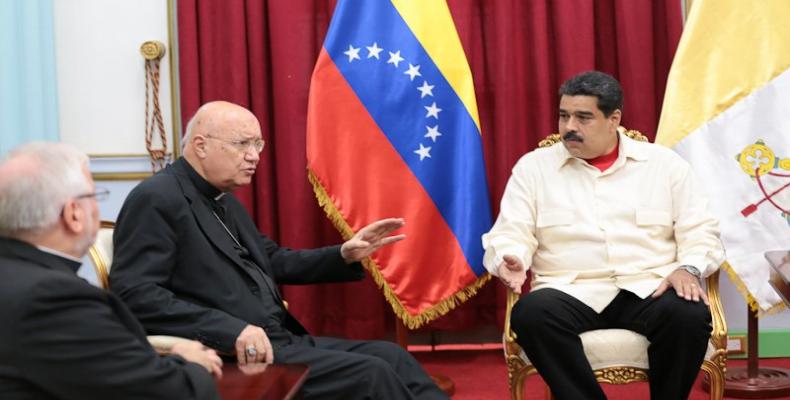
218, 363, 309, 400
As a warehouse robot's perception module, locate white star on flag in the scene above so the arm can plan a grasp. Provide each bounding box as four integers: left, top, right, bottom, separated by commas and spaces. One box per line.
414, 143, 432, 160
424, 125, 442, 142
425, 102, 442, 119
387, 51, 404, 68
366, 42, 383, 59
404, 63, 421, 81
417, 81, 434, 98
344, 45, 361, 62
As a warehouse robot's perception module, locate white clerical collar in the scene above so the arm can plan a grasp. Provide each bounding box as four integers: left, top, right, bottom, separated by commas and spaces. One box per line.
36, 245, 83, 263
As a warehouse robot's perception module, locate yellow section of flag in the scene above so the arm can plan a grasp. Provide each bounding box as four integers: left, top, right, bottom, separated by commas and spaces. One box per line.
657, 0, 790, 147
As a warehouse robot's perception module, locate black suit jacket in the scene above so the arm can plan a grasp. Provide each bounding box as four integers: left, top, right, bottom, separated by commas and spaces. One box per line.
0, 238, 218, 400
109, 158, 364, 354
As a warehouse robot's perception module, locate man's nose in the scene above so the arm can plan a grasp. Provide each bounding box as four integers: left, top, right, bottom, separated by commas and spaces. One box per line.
245, 148, 260, 163
564, 116, 579, 132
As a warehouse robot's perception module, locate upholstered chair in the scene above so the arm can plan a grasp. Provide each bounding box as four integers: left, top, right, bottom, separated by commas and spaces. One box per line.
502, 127, 727, 400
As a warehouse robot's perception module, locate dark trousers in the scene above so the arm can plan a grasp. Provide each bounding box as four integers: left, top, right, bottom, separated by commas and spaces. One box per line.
510, 288, 711, 400
273, 336, 447, 400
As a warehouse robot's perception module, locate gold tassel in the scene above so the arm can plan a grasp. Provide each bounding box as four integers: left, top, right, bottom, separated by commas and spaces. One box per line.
308, 169, 491, 329
721, 261, 786, 317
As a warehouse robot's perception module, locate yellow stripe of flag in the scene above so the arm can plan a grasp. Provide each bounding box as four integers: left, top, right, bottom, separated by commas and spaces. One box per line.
391, 0, 481, 132
656, 0, 790, 147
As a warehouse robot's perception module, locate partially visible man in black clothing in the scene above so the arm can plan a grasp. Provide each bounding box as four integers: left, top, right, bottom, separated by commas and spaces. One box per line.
110, 101, 446, 399
0, 142, 220, 400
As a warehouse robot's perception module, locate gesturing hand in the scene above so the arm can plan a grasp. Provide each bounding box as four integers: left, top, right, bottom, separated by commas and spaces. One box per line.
652, 269, 709, 305
170, 340, 223, 378
235, 325, 274, 365
497, 255, 527, 294
340, 218, 406, 263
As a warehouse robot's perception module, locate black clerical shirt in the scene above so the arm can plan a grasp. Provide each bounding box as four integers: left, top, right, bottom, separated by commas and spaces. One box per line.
181, 159, 292, 341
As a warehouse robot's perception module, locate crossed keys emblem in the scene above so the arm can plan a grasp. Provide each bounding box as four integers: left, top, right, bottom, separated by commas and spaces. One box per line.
736, 140, 790, 225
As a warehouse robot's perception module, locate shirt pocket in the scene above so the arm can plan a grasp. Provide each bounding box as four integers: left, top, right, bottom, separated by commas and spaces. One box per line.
535, 209, 576, 245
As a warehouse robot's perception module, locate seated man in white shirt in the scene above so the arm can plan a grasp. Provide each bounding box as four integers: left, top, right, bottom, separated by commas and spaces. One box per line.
482, 71, 724, 400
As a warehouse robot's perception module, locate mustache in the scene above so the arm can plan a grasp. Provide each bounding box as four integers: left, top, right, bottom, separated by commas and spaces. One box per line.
562, 131, 584, 142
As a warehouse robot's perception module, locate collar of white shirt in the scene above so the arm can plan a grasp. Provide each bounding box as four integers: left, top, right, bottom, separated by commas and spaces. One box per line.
555, 131, 650, 172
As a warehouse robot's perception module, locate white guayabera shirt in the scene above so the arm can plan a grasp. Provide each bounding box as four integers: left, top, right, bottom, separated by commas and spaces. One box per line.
482, 133, 725, 312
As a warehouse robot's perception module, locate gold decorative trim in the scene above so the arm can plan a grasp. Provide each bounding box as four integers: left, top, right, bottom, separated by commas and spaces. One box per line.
92, 172, 151, 181
721, 260, 787, 316
706, 270, 729, 374
594, 366, 649, 385
167, 0, 182, 158
86, 221, 116, 290
538, 126, 647, 148
140, 40, 166, 60
702, 359, 725, 399
307, 168, 491, 329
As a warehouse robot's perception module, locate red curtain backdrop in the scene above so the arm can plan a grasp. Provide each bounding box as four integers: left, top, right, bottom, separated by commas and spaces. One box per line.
177, 0, 683, 340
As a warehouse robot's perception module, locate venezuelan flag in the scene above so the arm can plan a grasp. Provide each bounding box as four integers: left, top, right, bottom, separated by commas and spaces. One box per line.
307, 0, 492, 328
657, 0, 790, 314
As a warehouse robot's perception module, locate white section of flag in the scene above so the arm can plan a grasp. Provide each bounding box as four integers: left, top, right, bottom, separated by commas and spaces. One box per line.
671, 68, 790, 312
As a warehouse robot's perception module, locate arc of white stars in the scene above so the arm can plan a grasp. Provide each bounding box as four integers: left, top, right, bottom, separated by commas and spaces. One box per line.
414, 143, 432, 161
424, 125, 442, 142
344, 45, 360, 62
387, 51, 404, 68
424, 102, 442, 119
404, 64, 421, 81
366, 42, 383, 59
417, 81, 434, 98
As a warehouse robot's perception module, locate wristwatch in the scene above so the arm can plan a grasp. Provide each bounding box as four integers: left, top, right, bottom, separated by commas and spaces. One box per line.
679, 264, 701, 279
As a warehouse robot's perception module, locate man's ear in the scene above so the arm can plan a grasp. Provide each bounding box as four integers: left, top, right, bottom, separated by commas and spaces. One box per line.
609, 109, 622, 129
61, 199, 85, 235
192, 135, 208, 158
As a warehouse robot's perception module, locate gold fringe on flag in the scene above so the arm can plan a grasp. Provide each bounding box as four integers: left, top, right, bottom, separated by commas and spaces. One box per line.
308, 169, 491, 329
721, 261, 786, 317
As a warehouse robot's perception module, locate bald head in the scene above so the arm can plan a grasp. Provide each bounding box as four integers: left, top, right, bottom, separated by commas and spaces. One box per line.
0, 142, 97, 256
181, 101, 263, 192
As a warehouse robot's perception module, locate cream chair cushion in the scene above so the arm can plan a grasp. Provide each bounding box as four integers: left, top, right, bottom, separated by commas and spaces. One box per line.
94, 227, 114, 272
512, 328, 717, 370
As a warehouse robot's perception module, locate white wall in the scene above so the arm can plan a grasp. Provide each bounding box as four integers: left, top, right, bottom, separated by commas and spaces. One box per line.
54, 0, 177, 157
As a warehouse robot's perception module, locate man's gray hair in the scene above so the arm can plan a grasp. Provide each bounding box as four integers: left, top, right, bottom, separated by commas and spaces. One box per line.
181, 103, 208, 152
0, 142, 91, 237
182, 115, 196, 152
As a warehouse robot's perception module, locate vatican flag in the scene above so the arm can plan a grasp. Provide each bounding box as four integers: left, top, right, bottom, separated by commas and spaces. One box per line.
657, 0, 790, 314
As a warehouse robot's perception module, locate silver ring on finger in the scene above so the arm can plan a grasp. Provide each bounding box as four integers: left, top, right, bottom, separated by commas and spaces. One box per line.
246, 345, 257, 357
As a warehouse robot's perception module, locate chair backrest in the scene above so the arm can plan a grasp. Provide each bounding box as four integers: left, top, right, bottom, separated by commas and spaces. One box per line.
538, 125, 648, 148
87, 221, 116, 289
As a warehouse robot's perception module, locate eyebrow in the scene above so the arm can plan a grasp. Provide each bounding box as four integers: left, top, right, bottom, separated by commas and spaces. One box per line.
558, 109, 595, 118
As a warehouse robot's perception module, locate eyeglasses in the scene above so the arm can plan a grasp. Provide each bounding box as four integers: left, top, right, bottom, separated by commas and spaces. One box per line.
75, 187, 110, 202
206, 135, 265, 153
